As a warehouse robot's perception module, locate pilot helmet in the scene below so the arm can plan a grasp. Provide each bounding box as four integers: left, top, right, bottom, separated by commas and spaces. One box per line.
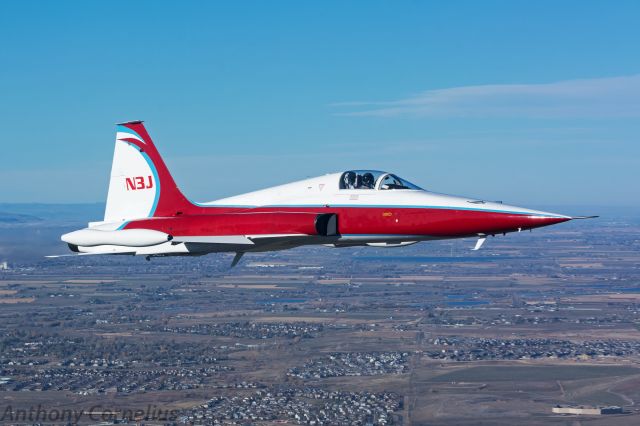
362, 172, 374, 187
344, 171, 356, 187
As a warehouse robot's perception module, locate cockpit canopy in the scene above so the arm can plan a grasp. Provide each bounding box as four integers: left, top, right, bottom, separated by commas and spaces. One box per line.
339, 170, 423, 190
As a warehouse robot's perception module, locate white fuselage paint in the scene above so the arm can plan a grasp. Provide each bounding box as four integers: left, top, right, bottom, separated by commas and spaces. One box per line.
205, 173, 565, 218
74, 173, 567, 258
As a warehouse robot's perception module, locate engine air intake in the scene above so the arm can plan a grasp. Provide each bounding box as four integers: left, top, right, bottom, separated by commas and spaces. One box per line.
315, 213, 338, 236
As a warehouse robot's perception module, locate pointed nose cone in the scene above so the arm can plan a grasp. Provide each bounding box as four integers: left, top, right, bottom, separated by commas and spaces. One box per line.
496, 205, 573, 232
519, 214, 572, 229
471, 202, 574, 235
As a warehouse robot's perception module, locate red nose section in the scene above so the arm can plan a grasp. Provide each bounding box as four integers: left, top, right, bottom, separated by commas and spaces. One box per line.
520, 215, 572, 229
481, 213, 571, 235
422, 211, 572, 237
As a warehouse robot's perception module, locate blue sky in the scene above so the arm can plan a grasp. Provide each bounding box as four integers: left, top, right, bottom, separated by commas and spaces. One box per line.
1, 1, 639, 209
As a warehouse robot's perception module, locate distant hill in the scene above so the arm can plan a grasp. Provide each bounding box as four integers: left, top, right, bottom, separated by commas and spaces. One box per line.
0, 211, 42, 223
0, 203, 104, 222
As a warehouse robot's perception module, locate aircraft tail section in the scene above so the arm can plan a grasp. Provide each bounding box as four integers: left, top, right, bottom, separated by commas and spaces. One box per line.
104, 121, 193, 222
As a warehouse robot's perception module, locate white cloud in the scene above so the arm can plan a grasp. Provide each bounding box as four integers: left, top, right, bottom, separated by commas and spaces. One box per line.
334, 74, 640, 118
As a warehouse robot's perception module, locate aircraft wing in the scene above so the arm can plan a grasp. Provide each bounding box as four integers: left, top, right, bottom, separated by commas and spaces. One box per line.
175, 234, 316, 252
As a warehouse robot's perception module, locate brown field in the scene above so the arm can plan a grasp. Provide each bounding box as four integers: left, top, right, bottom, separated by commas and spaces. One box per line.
216, 284, 295, 289
0, 297, 35, 303
317, 278, 351, 284
559, 262, 605, 268
565, 294, 640, 302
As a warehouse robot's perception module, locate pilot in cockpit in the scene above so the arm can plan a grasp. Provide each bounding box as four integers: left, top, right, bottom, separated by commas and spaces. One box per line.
361, 172, 375, 189
340, 170, 422, 191
343, 171, 356, 189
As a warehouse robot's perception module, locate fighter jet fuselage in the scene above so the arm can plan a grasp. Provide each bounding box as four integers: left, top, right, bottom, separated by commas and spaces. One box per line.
56, 121, 590, 266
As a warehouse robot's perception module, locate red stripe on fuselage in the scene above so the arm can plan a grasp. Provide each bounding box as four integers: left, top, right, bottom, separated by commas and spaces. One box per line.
124, 212, 321, 236
122, 206, 569, 237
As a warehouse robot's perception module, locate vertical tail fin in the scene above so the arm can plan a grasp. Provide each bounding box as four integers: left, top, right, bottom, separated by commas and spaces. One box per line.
104, 121, 192, 222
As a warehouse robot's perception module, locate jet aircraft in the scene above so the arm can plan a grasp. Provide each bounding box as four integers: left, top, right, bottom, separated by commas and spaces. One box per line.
55, 121, 594, 266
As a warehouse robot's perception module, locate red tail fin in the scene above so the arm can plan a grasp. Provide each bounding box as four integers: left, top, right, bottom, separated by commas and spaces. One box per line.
104, 121, 194, 222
